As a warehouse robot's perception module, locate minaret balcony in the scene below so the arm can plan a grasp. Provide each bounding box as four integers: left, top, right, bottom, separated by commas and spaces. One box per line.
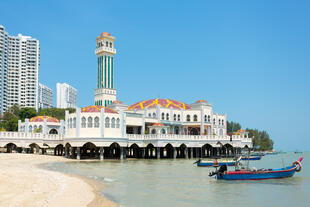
95, 46, 116, 55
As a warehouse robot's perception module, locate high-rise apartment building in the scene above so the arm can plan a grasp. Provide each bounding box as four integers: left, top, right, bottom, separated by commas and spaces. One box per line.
56, 83, 77, 109
38, 83, 53, 109
0, 25, 40, 113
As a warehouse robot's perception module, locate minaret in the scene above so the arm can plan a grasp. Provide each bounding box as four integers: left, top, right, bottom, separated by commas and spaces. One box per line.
94, 32, 117, 106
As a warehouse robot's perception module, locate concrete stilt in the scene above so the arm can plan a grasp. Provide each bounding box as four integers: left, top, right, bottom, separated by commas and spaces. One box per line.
173, 148, 177, 159
184, 148, 188, 159
65, 147, 68, 158
190, 147, 193, 158
120, 147, 124, 160
156, 147, 160, 159
100, 147, 104, 161
141, 148, 145, 158
77, 147, 81, 160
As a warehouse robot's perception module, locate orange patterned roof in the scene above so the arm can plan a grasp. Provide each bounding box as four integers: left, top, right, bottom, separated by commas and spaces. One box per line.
81, 105, 118, 114
195, 100, 207, 103
237, 129, 246, 133
100, 32, 111, 36
153, 123, 164, 126
128, 99, 191, 110
29, 116, 60, 123
112, 100, 123, 104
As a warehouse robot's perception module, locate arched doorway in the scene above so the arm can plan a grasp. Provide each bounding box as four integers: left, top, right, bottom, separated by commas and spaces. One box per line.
29, 143, 40, 154
189, 128, 199, 135
128, 143, 140, 158
49, 129, 58, 134
179, 144, 187, 158
54, 144, 64, 156
106, 142, 121, 159
145, 143, 156, 159
163, 143, 174, 158
224, 144, 234, 157
5, 143, 17, 153
81, 142, 97, 159
202, 144, 213, 158
175, 126, 179, 134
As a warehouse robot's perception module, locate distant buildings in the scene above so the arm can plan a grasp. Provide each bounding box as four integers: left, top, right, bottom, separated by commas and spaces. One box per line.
56, 83, 77, 109
38, 83, 53, 109
0, 25, 40, 113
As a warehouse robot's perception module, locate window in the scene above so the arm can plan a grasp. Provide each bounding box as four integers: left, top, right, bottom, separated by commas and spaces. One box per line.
166, 113, 169, 120
39, 125, 42, 133
208, 115, 211, 122
148, 113, 151, 117
174, 114, 176, 121
81, 117, 86, 128
111, 118, 116, 128
218, 119, 221, 125
213, 118, 215, 125
161, 113, 165, 120
204, 115, 207, 122
29, 125, 32, 132
178, 114, 180, 121
222, 119, 224, 125
186, 115, 191, 122
88, 117, 93, 128
106, 41, 108, 47
161, 129, 166, 134
73, 118, 76, 128
110, 42, 112, 48
153, 113, 156, 118
194, 115, 198, 122
116, 118, 120, 128
151, 129, 156, 134
69, 118, 72, 128
94, 117, 99, 128
34, 125, 37, 130
105, 117, 110, 128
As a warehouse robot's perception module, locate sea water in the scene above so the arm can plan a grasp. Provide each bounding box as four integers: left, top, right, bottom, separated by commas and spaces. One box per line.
45, 152, 310, 207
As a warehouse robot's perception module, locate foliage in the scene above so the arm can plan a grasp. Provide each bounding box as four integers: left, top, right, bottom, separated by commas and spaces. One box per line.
38, 108, 76, 120
2, 117, 18, 131
226, 121, 242, 133
2, 112, 17, 121
8, 104, 20, 117
246, 128, 274, 151
18, 108, 37, 121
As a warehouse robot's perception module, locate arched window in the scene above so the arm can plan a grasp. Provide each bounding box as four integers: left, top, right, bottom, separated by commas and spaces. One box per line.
106, 41, 109, 47
213, 118, 216, 125
39, 125, 43, 133
178, 114, 180, 121
69, 118, 72, 128
148, 113, 151, 117
111, 118, 116, 128
34, 125, 37, 131
222, 119, 224, 125
29, 125, 32, 132
81, 117, 86, 128
161, 113, 165, 120
204, 115, 207, 122
105, 117, 110, 128
208, 115, 211, 122
109, 42, 112, 48
153, 113, 156, 118
166, 113, 169, 120
94, 117, 99, 128
174, 114, 176, 121
186, 115, 191, 122
73, 118, 76, 128
194, 115, 198, 122
161, 129, 166, 134
219, 129, 223, 136
87, 117, 93, 128
218, 119, 221, 125
151, 129, 156, 134
116, 118, 120, 128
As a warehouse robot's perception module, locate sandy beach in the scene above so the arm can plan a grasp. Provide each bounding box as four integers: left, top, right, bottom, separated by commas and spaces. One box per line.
0, 153, 117, 207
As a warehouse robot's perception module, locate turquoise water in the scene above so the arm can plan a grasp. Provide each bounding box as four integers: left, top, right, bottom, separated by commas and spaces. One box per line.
46, 152, 310, 207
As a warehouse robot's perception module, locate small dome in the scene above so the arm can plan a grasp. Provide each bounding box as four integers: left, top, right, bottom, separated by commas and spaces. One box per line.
81, 105, 118, 114
237, 129, 246, 133
112, 100, 123, 104
128, 99, 191, 110
195, 100, 207, 104
29, 116, 60, 123
101, 32, 111, 36
152, 123, 164, 127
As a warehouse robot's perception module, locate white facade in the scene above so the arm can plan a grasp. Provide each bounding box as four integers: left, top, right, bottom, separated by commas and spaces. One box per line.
56, 83, 77, 108
94, 32, 117, 107
38, 83, 53, 109
0, 25, 40, 113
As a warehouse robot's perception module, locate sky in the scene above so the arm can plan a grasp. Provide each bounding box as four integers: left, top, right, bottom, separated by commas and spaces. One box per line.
0, 0, 309, 151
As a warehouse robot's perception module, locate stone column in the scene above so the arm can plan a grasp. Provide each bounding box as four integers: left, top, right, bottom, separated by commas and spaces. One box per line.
100, 108, 105, 137
100, 147, 104, 160
184, 148, 188, 159
173, 147, 177, 159
36, 145, 40, 154
142, 110, 146, 134
190, 147, 193, 158
65, 110, 69, 135
43, 118, 47, 134
25, 118, 29, 133
120, 147, 124, 160
141, 148, 145, 158
76, 108, 81, 138
156, 147, 160, 159
77, 147, 81, 160
65, 147, 69, 158
200, 108, 204, 135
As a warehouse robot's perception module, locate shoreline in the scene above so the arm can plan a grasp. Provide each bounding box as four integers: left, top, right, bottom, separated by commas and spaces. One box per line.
0, 153, 117, 207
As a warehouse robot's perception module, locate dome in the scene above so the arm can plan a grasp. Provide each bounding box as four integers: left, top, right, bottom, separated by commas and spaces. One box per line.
29, 116, 60, 123
81, 105, 118, 114
128, 99, 191, 110
195, 100, 207, 104
112, 100, 123, 104
100, 32, 111, 36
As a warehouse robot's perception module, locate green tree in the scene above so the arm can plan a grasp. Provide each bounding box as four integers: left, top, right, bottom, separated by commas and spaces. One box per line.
226, 121, 242, 133
3, 117, 18, 131
2, 112, 17, 121
18, 107, 37, 121
38, 108, 76, 120
8, 104, 20, 117
246, 128, 273, 151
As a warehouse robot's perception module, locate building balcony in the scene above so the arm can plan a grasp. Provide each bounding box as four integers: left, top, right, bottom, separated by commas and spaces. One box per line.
95, 46, 116, 55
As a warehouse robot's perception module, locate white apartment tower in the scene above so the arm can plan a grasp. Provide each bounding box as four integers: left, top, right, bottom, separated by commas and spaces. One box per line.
94, 32, 116, 107
0, 25, 40, 113
56, 83, 77, 108
38, 83, 53, 109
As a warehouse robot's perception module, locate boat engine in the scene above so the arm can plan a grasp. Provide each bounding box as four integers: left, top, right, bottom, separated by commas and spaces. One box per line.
209, 165, 227, 177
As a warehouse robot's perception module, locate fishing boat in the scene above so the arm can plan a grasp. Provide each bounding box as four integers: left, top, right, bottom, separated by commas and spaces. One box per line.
209, 157, 303, 180
241, 154, 263, 161
194, 158, 239, 167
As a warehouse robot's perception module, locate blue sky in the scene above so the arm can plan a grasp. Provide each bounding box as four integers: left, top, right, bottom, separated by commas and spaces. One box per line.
1, 0, 309, 151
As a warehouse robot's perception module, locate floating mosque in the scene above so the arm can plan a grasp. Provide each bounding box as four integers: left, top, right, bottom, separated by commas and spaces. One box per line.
1, 32, 252, 159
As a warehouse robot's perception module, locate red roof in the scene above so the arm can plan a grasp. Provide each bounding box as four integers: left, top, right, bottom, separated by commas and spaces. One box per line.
29, 116, 60, 123
152, 123, 164, 126
128, 99, 191, 110
112, 100, 123, 104
81, 106, 118, 114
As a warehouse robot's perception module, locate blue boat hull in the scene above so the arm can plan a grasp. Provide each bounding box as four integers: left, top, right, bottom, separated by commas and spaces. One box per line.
241, 156, 261, 161
216, 166, 297, 180
197, 161, 236, 167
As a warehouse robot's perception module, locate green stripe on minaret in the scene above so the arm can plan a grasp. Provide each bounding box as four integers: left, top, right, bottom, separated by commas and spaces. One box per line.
111, 57, 114, 88
104, 55, 107, 88
108, 56, 110, 88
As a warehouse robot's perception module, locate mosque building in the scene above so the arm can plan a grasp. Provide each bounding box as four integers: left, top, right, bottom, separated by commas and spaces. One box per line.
7, 32, 252, 159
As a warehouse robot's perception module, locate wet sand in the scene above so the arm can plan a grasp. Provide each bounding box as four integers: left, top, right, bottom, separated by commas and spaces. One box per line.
0, 153, 117, 207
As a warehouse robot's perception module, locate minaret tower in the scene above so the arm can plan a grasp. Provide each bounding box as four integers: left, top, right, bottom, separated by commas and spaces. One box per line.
94, 32, 117, 106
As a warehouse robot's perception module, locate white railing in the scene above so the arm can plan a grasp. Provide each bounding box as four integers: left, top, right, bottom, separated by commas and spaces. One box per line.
95, 46, 116, 54
0, 132, 63, 141
126, 134, 249, 141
